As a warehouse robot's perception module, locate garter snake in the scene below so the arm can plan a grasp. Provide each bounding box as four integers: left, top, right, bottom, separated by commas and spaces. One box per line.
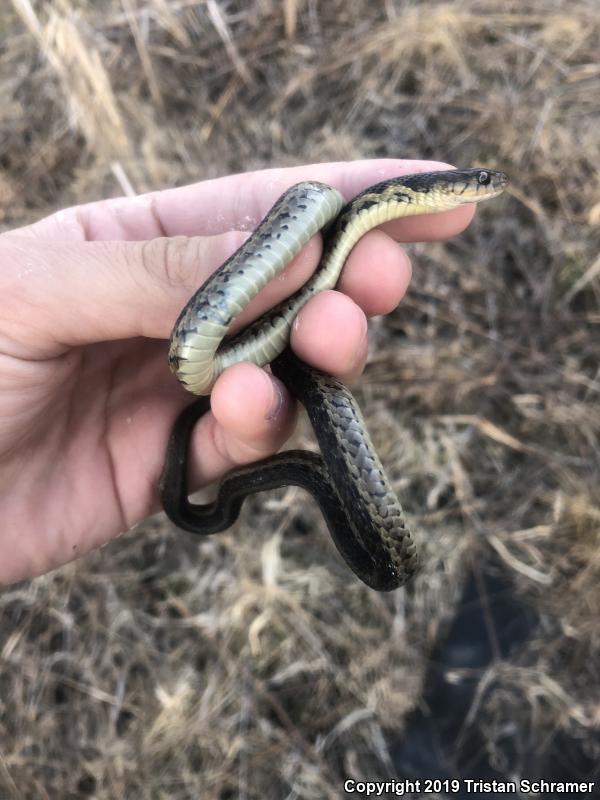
160, 168, 508, 591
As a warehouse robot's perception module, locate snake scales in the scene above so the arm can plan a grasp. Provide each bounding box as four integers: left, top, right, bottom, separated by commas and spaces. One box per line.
160, 168, 508, 591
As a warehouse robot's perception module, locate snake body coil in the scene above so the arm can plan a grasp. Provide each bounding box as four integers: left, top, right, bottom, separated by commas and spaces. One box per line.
160, 168, 508, 590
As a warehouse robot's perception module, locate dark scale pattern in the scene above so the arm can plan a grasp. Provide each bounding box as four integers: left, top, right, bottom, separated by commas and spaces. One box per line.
271, 350, 418, 589
168, 181, 339, 384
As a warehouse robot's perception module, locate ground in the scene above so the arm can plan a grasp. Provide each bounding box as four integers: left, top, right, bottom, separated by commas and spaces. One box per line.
0, 1, 599, 798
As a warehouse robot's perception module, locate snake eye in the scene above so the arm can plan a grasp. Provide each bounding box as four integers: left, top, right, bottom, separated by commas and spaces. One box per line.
478, 170, 491, 185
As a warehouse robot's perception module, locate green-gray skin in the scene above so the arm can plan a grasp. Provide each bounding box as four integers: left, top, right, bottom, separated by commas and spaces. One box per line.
160, 169, 508, 591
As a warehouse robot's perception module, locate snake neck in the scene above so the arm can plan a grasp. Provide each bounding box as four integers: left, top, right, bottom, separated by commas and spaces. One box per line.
321, 185, 450, 281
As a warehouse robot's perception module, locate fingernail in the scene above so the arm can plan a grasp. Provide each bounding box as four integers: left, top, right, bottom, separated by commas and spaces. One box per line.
350, 313, 369, 372
265, 374, 285, 422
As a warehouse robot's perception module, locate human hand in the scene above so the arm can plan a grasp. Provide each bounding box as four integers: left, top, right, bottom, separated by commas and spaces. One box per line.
0, 160, 475, 583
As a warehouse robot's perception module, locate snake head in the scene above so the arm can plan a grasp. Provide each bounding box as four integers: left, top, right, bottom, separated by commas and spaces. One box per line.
403, 168, 509, 207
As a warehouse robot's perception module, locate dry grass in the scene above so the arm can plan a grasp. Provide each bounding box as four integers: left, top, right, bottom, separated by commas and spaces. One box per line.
1, 0, 599, 797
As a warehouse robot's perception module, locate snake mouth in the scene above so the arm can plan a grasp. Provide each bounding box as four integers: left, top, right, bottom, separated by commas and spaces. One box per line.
442, 168, 509, 205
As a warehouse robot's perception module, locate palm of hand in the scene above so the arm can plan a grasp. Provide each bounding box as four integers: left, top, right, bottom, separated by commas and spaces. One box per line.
0, 333, 174, 572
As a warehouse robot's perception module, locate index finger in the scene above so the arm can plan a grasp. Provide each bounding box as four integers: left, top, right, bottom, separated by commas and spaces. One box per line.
12, 159, 475, 243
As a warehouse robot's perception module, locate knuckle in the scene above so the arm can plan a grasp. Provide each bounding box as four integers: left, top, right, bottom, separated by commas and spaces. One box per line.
140, 235, 200, 291
138, 231, 249, 295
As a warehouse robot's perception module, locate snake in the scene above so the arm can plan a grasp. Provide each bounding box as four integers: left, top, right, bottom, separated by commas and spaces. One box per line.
159, 168, 508, 591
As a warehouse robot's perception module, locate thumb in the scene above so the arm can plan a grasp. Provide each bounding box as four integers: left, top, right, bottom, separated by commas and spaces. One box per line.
0, 231, 322, 356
